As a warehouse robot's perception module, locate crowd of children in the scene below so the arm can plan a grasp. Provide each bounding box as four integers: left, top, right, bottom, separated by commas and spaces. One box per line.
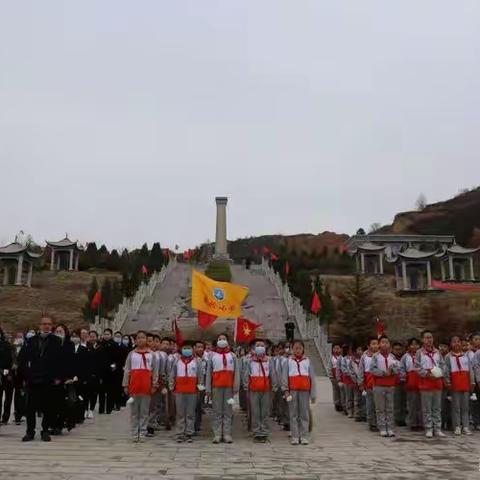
328, 330, 480, 438
123, 332, 317, 444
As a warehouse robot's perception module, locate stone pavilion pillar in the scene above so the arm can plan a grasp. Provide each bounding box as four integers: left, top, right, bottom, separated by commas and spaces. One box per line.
69, 249, 74, 270
215, 196, 229, 258
75, 253, 80, 271
401, 261, 408, 290
426, 261, 432, 289
15, 255, 24, 285
470, 257, 475, 281
27, 262, 33, 287
50, 248, 55, 271
3, 266, 8, 286
448, 255, 454, 280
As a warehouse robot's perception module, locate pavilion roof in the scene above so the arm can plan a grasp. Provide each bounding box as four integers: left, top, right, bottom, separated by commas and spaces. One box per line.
387, 247, 437, 262
0, 242, 43, 259
46, 237, 79, 249
436, 244, 480, 257
349, 242, 386, 254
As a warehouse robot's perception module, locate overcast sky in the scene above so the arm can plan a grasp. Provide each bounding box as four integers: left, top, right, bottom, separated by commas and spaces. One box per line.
1, 1, 480, 250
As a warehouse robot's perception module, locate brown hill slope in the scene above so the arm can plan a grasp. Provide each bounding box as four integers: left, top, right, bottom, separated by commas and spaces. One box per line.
0, 270, 119, 333
377, 187, 480, 246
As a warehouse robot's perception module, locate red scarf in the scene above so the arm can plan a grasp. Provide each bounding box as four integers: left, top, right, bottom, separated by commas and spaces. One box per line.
216, 347, 230, 368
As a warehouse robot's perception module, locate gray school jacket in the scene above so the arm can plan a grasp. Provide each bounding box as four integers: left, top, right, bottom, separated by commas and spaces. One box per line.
241, 356, 278, 392
280, 356, 317, 401
122, 350, 160, 389
168, 356, 204, 392
205, 351, 241, 394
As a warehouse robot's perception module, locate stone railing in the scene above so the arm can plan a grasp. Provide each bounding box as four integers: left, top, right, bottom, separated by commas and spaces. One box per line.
259, 258, 331, 371
91, 258, 176, 334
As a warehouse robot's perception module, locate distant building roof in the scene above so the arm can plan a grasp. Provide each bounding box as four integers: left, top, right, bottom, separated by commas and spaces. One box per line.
436, 245, 480, 258
46, 237, 80, 249
349, 242, 386, 254
0, 242, 42, 259
346, 233, 455, 248
386, 247, 437, 262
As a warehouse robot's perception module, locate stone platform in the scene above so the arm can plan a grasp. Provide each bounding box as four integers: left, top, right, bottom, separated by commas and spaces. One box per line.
0, 378, 479, 480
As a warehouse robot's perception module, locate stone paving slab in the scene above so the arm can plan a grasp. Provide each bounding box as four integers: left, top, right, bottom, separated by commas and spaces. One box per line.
0, 377, 479, 479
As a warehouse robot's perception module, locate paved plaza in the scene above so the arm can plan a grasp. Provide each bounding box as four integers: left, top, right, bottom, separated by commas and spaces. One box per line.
1, 377, 479, 480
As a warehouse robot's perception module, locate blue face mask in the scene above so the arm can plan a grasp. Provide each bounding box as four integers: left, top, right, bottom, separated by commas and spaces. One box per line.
122, 339, 129, 347
182, 348, 193, 357
255, 346, 266, 357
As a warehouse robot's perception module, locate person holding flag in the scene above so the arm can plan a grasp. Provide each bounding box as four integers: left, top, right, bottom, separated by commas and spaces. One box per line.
205, 334, 240, 444
242, 338, 277, 443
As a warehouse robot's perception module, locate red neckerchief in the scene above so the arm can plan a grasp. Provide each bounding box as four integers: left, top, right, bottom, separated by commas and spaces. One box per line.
180, 356, 193, 375
253, 354, 267, 378
135, 348, 149, 368
423, 347, 437, 367
380, 351, 390, 370
293, 355, 305, 375
451, 351, 463, 370
216, 347, 230, 367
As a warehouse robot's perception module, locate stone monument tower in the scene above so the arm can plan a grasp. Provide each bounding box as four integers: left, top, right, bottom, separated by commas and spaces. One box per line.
214, 196, 229, 259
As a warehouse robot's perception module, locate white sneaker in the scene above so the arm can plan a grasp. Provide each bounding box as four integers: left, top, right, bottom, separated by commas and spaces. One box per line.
300, 438, 310, 445
454, 427, 462, 436
291, 438, 299, 445
87, 410, 94, 419
387, 431, 395, 437
463, 427, 473, 435
425, 430, 433, 438
434, 430, 447, 438
380, 430, 388, 437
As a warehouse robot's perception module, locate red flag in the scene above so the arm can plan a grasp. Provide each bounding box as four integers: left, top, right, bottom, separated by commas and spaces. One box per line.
141, 264, 148, 275
91, 291, 102, 310
198, 310, 217, 329
235, 318, 261, 343
285, 261, 290, 276
376, 318, 385, 338
174, 318, 184, 346
311, 291, 322, 315
270, 253, 279, 262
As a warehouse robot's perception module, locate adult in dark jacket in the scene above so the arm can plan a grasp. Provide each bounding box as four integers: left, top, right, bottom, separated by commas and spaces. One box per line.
51, 324, 75, 434
113, 331, 129, 409
84, 330, 102, 419
11, 332, 26, 424
18, 316, 62, 442
0, 328, 13, 425
71, 331, 89, 423
97, 328, 119, 414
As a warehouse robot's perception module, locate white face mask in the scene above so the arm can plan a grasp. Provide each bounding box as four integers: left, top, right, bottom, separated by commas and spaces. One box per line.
114, 337, 122, 344
26, 332, 35, 339
14, 338, 24, 346
71, 337, 80, 345
217, 339, 228, 349
55, 333, 65, 340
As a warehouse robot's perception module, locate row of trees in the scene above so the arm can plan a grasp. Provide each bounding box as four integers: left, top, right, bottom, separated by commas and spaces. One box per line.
81, 242, 170, 321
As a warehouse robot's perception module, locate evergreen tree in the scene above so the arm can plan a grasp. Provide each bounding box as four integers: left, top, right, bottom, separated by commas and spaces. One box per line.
97, 245, 110, 269
107, 249, 122, 271
111, 277, 124, 309
149, 242, 164, 271
80, 242, 99, 270
336, 275, 377, 345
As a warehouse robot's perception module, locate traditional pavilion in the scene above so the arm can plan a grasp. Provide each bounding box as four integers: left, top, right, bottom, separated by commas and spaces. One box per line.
0, 242, 42, 287
346, 233, 479, 292
386, 247, 437, 291
46, 236, 82, 271
436, 245, 480, 282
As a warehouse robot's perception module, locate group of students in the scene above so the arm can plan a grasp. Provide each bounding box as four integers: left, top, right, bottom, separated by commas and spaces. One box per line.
328, 330, 480, 438
122, 331, 317, 444
0, 317, 318, 445
0, 317, 134, 441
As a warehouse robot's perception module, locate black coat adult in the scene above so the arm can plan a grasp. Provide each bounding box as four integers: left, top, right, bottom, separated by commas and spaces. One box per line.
58, 338, 75, 381
97, 339, 119, 384
18, 333, 62, 386
72, 344, 90, 382
0, 334, 13, 372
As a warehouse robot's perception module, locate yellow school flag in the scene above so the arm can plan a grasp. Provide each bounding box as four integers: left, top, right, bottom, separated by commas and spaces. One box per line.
191, 270, 249, 318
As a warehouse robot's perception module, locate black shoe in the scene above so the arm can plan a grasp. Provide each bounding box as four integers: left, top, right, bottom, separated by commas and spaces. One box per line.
22, 433, 35, 442
283, 424, 290, 431
52, 428, 62, 436
146, 427, 155, 436
369, 425, 379, 432
41, 431, 51, 442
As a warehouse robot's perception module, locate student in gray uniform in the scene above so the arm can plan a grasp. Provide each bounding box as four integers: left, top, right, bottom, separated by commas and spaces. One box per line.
370, 335, 399, 437
444, 335, 474, 436
400, 338, 422, 430
327, 343, 343, 412
281, 340, 316, 445
206, 334, 240, 443
169, 341, 204, 443
358, 336, 379, 431
194, 341, 207, 434
415, 330, 446, 438
122, 331, 159, 443
348, 345, 366, 422
392, 342, 407, 427
242, 339, 278, 443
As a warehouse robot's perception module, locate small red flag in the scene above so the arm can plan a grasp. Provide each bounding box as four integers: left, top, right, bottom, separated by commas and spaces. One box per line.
270, 253, 279, 262
235, 318, 261, 343
174, 318, 184, 346
141, 265, 148, 275
376, 318, 385, 338
91, 291, 102, 310
311, 291, 322, 315
285, 261, 290, 276
198, 310, 217, 329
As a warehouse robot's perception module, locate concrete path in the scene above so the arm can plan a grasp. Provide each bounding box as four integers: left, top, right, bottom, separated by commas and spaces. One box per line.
1, 378, 478, 480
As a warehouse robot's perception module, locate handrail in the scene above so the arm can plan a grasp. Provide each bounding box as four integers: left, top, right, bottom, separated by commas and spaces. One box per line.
90, 257, 176, 333
259, 258, 331, 371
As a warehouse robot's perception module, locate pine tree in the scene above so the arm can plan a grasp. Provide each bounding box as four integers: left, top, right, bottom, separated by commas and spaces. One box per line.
107, 249, 122, 271
336, 275, 377, 345
149, 242, 164, 271
101, 277, 113, 317
81, 242, 99, 270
